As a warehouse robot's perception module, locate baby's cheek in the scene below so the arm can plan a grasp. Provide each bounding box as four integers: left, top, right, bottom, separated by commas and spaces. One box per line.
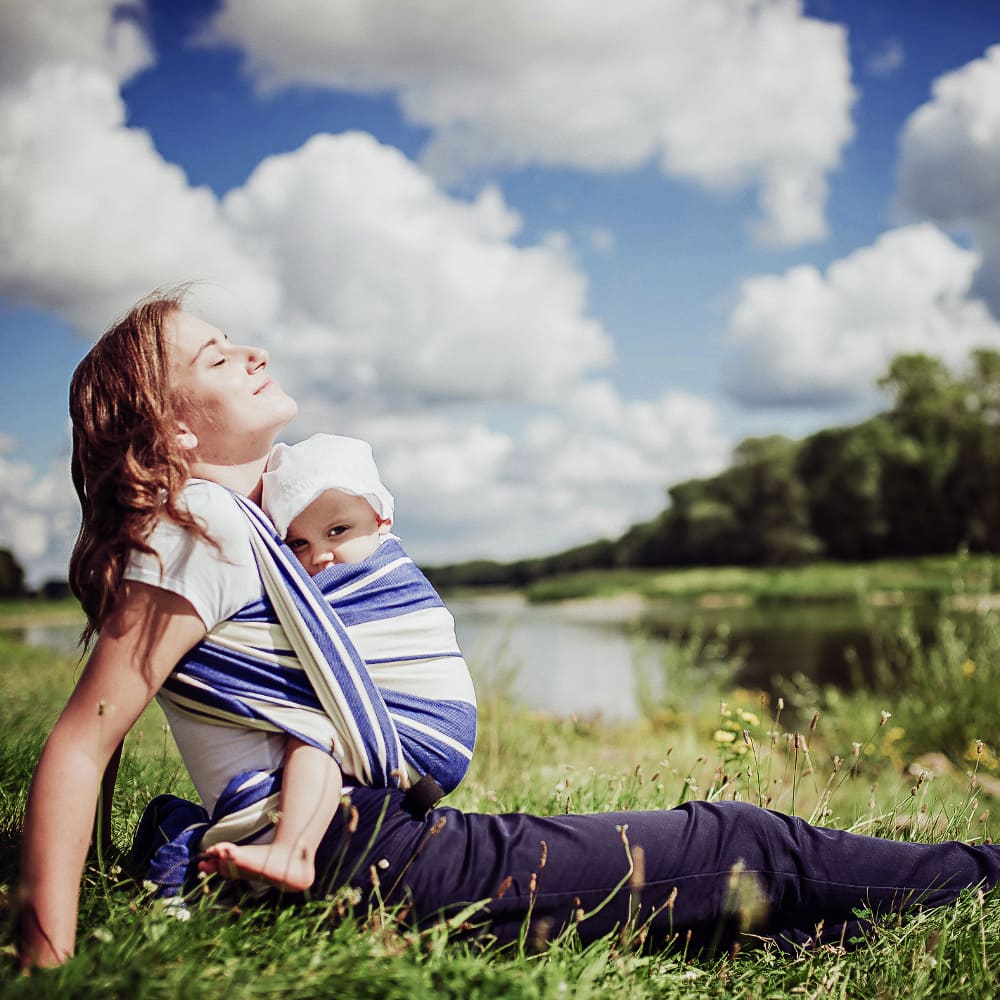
333, 534, 381, 564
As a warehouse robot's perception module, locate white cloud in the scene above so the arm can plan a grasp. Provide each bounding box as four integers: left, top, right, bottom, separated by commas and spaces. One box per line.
0, 452, 77, 586
0, 62, 281, 336
899, 45, 1000, 314
0, 0, 153, 87
0, 10, 722, 579
320, 384, 731, 566
724, 224, 1000, 407
223, 132, 613, 406
200, 0, 855, 247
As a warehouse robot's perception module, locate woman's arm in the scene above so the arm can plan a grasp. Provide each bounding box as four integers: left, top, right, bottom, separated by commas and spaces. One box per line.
18, 581, 207, 969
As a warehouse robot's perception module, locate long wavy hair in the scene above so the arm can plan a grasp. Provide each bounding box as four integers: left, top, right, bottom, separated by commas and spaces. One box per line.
69, 291, 214, 646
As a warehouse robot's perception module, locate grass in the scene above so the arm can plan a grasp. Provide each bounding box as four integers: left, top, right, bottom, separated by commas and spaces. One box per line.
523, 551, 1000, 606
2, 607, 1000, 997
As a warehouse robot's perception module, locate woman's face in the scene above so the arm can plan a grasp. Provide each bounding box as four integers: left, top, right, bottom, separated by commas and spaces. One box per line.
166, 310, 298, 464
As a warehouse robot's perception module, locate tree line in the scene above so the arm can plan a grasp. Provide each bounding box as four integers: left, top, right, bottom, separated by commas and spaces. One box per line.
426, 350, 1000, 589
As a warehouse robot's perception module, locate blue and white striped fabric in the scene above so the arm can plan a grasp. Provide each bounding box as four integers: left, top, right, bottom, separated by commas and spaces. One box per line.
159, 492, 477, 794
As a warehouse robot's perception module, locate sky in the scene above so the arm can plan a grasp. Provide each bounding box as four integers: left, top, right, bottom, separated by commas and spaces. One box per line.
1, 0, 999, 586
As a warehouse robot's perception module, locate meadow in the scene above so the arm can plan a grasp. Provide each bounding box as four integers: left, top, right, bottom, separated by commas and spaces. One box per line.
521, 552, 1000, 606
1, 592, 999, 998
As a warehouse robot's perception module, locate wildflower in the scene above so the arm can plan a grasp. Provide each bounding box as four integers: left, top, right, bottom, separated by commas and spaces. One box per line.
880, 710, 891, 726
963, 660, 976, 676
884, 726, 905, 745
977, 739, 985, 757
743, 729, 753, 747
713, 729, 736, 744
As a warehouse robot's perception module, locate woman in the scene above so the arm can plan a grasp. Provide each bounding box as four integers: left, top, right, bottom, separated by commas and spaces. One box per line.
18, 293, 1000, 967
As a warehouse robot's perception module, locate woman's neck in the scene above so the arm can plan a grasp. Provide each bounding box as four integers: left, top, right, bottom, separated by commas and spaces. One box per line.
188, 453, 270, 503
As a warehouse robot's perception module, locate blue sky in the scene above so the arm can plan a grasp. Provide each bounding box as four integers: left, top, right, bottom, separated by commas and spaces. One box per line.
1, 0, 999, 584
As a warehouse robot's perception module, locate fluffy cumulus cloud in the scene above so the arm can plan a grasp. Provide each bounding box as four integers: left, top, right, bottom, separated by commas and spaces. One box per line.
899, 45, 1000, 315
0, 0, 152, 87
200, 0, 854, 246
0, 65, 280, 335
0, 448, 78, 587
0, 0, 279, 335
329, 384, 731, 565
724, 224, 1000, 407
223, 132, 612, 406
0, 1, 736, 579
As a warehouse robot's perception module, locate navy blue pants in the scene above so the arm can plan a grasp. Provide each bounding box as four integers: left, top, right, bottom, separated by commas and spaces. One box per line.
314, 789, 1000, 952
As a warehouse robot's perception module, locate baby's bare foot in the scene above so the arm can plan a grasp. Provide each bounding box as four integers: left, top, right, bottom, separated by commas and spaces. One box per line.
198, 841, 315, 892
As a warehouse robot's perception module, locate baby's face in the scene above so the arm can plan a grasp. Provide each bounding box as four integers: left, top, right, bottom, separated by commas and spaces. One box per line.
284, 489, 388, 575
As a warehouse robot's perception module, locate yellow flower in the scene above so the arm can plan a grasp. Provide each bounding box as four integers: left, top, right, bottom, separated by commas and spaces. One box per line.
962, 659, 976, 676
883, 726, 905, 746
713, 729, 736, 744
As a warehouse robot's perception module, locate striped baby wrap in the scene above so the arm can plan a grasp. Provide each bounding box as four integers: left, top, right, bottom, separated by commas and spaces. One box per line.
136, 493, 476, 896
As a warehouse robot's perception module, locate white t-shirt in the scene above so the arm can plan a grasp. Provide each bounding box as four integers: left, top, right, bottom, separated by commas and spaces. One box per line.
124, 479, 285, 811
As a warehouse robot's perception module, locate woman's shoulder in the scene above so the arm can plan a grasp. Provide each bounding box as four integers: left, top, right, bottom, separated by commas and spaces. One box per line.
124, 480, 262, 629
180, 480, 252, 540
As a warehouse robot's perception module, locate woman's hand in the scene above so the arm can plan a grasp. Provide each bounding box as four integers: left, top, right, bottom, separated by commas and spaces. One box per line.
18, 582, 206, 969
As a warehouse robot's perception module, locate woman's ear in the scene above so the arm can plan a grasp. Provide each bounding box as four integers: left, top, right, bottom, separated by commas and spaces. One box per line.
176, 422, 199, 452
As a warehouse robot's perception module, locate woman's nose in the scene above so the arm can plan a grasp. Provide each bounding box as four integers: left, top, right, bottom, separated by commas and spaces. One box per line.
242, 343, 269, 371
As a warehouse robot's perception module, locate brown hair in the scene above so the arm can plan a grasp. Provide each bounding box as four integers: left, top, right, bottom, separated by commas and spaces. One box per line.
69, 290, 214, 645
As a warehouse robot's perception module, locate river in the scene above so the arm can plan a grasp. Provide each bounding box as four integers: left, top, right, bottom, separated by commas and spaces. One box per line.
6, 593, 932, 722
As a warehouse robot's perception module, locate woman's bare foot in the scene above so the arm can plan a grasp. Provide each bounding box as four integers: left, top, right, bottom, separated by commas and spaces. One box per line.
198, 841, 315, 892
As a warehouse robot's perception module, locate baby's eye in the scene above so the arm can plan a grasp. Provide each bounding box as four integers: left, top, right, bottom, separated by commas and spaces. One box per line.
211, 357, 227, 367
286, 538, 307, 550
328, 525, 349, 537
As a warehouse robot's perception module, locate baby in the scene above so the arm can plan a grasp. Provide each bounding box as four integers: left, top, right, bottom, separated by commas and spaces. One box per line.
201, 434, 475, 892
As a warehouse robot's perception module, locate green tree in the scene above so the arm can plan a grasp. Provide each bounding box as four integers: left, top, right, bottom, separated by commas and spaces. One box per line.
951, 349, 1000, 550
0, 548, 26, 598
797, 418, 893, 560
878, 354, 964, 554
664, 436, 820, 566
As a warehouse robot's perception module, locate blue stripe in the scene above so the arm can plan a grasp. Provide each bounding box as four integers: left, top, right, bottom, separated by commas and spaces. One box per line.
166, 491, 473, 796
365, 651, 465, 666
383, 691, 478, 752
234, 495, 402, 785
